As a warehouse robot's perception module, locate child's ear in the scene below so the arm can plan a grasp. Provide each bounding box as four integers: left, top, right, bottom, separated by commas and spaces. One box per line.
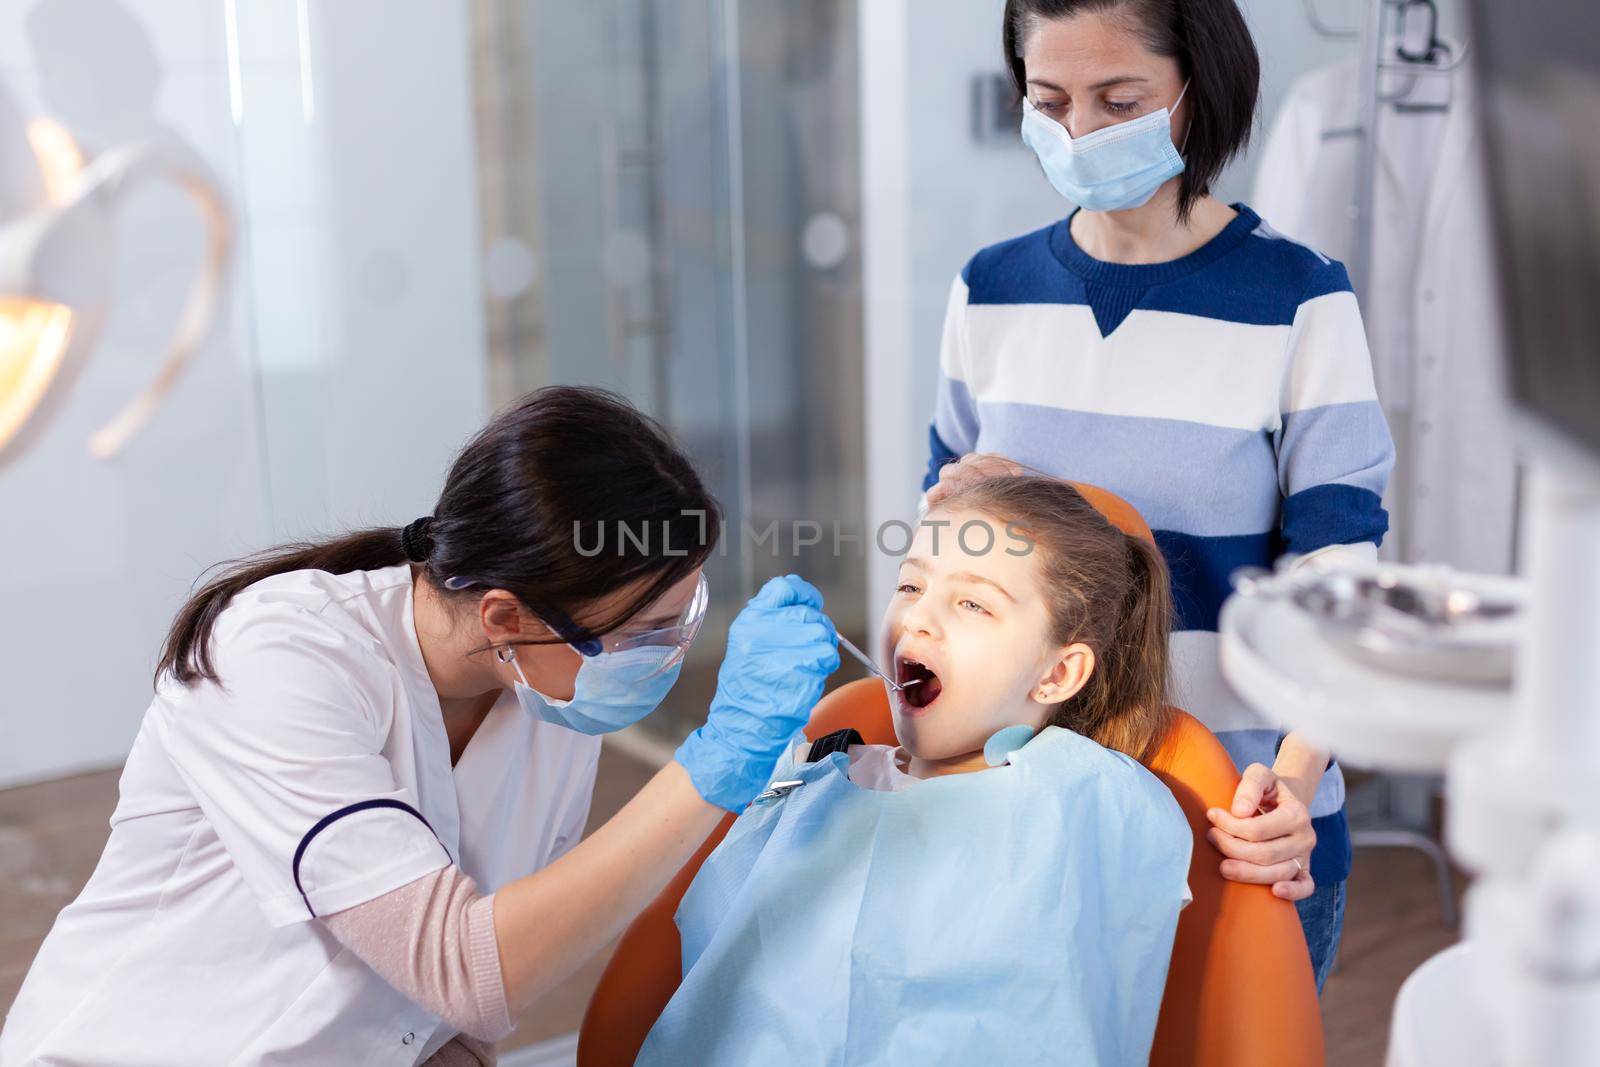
1033, 643, 1095, 703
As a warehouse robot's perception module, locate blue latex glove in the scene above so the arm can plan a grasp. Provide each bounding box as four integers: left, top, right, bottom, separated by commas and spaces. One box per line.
675, 574, 841, 811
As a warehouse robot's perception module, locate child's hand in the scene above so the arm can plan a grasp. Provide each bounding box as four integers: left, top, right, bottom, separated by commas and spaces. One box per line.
1204, 764, 1317, 901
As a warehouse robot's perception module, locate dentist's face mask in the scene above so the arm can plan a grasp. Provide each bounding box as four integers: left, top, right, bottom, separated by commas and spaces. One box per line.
1020, 80, 1190, 213
463, 573, 709, 735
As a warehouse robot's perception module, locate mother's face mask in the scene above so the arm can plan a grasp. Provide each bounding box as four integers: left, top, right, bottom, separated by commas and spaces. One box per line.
1020, 79, 1190, 213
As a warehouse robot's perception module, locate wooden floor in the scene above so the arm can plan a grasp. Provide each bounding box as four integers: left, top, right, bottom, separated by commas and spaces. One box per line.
1, 750, 1459, 1064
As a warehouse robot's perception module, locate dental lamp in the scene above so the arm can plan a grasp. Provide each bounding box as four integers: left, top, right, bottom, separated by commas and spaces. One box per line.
0, 121, 232, 469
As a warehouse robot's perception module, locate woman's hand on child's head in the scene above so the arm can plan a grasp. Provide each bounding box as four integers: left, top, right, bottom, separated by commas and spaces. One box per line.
1204, 764, 1317, 902
925, 452, 1028, 507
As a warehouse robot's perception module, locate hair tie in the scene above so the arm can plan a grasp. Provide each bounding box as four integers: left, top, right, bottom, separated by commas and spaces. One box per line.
401, 516, 436, 563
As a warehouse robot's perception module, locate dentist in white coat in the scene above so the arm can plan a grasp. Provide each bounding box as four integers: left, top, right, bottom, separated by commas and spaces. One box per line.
2, 387, 840, 1065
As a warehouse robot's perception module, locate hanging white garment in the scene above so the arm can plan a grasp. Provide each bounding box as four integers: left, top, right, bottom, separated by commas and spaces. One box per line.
1252, 54, 1518, 575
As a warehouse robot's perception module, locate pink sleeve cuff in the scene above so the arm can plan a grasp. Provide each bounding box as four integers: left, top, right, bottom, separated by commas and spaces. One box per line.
466, 893, 511, 1041
323, 868, 514, 1043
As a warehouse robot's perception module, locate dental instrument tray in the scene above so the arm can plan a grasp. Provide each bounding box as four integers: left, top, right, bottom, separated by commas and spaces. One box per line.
1232, 559, 1525, 686
1220, 559, 1525, 773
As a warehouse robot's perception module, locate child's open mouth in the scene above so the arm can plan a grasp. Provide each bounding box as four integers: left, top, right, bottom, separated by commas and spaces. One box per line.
896, 655, 943, 709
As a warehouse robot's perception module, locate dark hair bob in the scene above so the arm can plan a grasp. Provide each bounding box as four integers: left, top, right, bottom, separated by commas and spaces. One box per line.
1003, 0, 1260, 223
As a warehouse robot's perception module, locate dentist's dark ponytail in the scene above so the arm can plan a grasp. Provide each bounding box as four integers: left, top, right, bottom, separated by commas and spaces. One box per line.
157, 387, 721, 687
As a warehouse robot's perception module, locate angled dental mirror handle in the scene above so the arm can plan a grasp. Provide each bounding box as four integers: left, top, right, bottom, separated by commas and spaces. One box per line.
836, 632, 920, 692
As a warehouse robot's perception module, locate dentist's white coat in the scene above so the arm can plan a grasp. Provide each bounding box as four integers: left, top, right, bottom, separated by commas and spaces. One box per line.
1, 565, 601, 1066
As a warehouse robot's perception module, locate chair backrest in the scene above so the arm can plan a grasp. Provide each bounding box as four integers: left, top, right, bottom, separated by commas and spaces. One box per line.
579, 484, 1325, 1067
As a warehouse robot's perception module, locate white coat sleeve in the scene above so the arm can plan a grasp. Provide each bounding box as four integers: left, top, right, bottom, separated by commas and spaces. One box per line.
157, 604, 453, 927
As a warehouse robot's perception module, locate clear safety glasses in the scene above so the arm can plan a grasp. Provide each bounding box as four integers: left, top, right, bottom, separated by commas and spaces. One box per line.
581, 573, 709, 674
446, 571, 709, 679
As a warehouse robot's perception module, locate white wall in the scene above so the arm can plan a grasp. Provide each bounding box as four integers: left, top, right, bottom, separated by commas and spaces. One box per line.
0, 0, 487, 787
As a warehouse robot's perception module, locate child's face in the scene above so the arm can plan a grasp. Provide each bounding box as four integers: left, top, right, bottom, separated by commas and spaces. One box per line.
877, 508, 1094, 765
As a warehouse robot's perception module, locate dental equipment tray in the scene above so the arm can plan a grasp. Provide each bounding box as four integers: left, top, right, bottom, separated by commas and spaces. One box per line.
1220, 560, 1524, 773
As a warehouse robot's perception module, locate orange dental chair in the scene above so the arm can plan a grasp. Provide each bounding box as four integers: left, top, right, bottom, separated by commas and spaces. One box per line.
579, 484, 1325, 1066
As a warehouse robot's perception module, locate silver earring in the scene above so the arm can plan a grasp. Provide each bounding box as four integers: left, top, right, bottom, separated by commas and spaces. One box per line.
496, 646, 517, 664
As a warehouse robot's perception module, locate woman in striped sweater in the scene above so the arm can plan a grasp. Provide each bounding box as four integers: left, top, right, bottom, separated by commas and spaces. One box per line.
924, 0, 1394, 992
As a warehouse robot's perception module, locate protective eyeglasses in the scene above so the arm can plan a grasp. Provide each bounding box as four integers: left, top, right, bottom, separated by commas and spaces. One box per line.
446, 572, 709, 675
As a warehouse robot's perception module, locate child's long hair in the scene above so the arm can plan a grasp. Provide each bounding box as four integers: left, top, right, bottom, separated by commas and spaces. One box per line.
933, 476, 1174, 764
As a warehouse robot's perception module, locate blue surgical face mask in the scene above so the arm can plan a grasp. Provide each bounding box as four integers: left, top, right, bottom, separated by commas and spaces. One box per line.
1020, 81, 1190, 213
506, 644, 683, 735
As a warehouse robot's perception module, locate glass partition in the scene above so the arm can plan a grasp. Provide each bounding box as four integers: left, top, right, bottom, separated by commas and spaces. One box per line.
471, 0, 868, 748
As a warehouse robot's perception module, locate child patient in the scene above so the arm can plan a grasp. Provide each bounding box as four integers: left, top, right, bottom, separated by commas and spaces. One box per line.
638, 477, 1192, 1066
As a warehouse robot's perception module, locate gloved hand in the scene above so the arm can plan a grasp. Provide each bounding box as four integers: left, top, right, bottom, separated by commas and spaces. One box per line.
675, 574, 840, 811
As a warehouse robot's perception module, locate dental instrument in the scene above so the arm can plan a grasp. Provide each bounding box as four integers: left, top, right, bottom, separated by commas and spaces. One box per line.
835, 632, 921, 692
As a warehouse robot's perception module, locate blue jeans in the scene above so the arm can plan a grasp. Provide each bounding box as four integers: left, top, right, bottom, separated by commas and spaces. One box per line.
1295, 880, 1347, 993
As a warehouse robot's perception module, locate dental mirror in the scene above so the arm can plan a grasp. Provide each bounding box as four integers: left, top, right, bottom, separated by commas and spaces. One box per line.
836, 633, 922, 692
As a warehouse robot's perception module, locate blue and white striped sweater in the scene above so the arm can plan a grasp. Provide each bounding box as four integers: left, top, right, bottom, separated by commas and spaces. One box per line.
927, 205, 1394, 885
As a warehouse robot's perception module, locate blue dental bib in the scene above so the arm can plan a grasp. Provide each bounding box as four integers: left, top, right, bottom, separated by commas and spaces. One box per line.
638, 726, 1192, 1066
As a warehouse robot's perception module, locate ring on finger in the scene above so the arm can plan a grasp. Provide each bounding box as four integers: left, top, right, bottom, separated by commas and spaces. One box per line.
1292, 857, 1305, 875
